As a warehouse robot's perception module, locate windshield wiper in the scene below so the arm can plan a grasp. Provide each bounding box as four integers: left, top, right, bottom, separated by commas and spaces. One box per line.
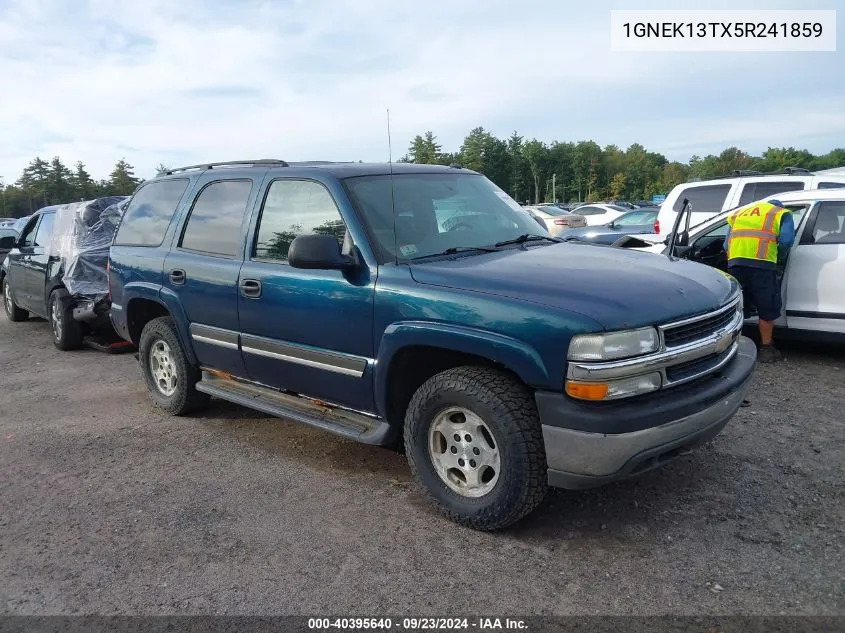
494, 234, 562, 248
413, 246, 499, 260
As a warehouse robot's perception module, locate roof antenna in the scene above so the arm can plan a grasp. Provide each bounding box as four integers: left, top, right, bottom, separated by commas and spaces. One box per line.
387, 108, 398, 264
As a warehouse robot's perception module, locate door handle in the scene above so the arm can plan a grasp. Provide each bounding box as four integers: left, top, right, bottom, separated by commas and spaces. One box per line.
240, 278, 262, 298
169, 269, 186, 285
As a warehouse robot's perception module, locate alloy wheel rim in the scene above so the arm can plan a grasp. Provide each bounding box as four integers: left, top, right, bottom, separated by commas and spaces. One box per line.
428, 406, 501, 498
149, 340, 178, 397
51, 298, 62, 340
4, 284, 12, 315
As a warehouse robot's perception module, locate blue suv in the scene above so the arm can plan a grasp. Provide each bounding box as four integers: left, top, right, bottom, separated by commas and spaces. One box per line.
109, 159, 756, 530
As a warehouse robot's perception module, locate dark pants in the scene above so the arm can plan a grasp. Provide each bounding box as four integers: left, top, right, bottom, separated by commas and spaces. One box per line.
728, 265, 782, 322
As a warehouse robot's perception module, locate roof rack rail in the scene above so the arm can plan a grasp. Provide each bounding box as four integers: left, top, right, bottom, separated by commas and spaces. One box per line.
702, 166, 815, 181
163, 159, 289, 175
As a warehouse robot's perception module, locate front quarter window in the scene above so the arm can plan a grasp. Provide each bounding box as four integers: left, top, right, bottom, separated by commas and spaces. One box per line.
343, 172, 540, 261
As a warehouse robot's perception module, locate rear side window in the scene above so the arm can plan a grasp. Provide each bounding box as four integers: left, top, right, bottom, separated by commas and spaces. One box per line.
114, 179, 190, 246
809, 202, 845, 245
180, 180, 253, 257
34, 213, 55, 247
672, 184, 731, 213
738, 181, 804, 206
819, 181, 845, 189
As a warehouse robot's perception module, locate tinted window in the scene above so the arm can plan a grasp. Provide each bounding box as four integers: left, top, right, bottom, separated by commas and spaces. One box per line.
180, 180, 252, 257
673, 184, 731, 213
819, 181, 845, 189
254, 180, 346, 261
33, 213, 55, 247
738, 181, 804, 206
576, 206, 606, 216
810, 202, 845, 245
114, 179, 190, 246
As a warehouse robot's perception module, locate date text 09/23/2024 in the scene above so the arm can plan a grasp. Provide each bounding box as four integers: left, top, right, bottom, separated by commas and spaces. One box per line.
308, 618, 527, 630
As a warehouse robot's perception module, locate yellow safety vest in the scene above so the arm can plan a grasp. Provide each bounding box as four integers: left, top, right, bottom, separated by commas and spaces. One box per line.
726, 201, 787, 265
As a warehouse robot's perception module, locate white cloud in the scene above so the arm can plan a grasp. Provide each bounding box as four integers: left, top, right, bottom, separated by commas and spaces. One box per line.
0, 0, 842, 184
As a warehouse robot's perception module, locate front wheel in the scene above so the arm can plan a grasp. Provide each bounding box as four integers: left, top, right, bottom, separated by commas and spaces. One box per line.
404, 366, 548, 530
138, 316, 209, 415
4, 279, 28, 322
49, 289, 84, 350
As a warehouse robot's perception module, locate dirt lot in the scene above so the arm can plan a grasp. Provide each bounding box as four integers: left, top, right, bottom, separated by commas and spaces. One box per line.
0, 315, 843, 616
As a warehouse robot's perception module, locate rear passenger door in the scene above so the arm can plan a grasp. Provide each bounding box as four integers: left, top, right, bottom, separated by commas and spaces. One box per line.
162, 177, 257, 377
237, 178, 376, 412
784, 201, 845, 334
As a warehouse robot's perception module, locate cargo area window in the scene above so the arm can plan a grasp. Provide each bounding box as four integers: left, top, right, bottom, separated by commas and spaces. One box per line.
179, 180, 252, 257
114, 179, 190, 247
253, 179, 347, 262
672, 184, 731, 213
738, 181, 805, 206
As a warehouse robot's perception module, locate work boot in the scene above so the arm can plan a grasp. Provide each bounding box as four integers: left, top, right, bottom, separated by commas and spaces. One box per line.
758, 344, 783, 363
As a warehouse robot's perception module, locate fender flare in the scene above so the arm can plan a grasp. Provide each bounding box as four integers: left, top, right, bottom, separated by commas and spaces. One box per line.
373, 320, 550, 417
126, 285, 199, 366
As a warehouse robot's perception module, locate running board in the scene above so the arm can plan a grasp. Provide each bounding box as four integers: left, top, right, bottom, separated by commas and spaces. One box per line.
195, 372, 395, 445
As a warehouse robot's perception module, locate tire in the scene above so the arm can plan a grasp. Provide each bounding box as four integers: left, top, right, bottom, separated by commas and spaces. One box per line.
3, 279, 28, 322
49, 289, 84, 350
138, 316, 209, 415
404, 366, 547, 531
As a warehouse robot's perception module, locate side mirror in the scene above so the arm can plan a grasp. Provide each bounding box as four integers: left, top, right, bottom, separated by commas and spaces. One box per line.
288, 234, 355, 271
676, 231, 690, 247
0, 236, 15, 249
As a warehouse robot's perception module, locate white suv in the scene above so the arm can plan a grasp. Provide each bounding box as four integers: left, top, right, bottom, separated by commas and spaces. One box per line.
646, 169, 845, 240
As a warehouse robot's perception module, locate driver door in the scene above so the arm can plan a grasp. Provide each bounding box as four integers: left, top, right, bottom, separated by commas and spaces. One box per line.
686, 222, 729, 271
4, 214, 40, 309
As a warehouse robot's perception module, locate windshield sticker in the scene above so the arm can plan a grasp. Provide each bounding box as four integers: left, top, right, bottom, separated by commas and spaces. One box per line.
399, 244, 418, 257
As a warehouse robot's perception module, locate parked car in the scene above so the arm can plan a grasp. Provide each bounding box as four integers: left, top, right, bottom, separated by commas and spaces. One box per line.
109, 159, 755, 530
642, 168, 845, 243
618, 188, 845, 341
567, 203, 628, 226
633, 200, 660, 208
3, 197, 128, 350
523, 205, 587, 235
0, 226, 20, 290
559, 208, 659, 245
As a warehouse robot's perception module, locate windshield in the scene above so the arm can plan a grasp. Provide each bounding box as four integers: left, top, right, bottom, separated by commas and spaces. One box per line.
344, 173, 543, 261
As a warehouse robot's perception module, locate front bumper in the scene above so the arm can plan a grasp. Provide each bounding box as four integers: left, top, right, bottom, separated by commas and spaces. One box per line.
539, 335, 757, 489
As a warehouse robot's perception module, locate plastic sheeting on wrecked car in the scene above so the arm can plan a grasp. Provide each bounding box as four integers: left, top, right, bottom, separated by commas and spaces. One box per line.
47, 196, 129, 300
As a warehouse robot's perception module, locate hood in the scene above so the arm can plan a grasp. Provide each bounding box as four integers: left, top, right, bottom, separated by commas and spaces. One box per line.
409, 243, 737, 330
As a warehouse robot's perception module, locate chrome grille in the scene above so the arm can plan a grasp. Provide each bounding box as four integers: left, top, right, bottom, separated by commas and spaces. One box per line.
661, 299, 740, 349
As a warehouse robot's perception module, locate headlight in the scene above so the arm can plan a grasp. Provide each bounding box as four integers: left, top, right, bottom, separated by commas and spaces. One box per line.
566, 372, 662, 401
567, 327, 659, 362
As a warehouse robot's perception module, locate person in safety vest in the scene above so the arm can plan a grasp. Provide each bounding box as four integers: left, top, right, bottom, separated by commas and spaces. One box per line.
723, 198, 795, 363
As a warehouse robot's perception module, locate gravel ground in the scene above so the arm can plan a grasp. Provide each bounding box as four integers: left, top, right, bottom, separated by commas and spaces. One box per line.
0, 315, 843, 616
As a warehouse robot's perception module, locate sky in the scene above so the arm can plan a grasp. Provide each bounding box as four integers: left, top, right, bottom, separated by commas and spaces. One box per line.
0, 0, 843, 183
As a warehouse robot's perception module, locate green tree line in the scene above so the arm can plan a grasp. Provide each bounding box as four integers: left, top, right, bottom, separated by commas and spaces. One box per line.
0, 157, 141, 218
402, 128, 845, 204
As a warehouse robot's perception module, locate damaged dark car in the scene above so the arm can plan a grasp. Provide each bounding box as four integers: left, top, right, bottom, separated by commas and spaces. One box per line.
3, 196, 131, 351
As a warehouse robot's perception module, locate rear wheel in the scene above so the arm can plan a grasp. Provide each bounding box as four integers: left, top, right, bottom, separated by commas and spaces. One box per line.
49, 289, 84, 350
138, 316, 209, 415
3, 279, 28, 322
404, 366, 548, 530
